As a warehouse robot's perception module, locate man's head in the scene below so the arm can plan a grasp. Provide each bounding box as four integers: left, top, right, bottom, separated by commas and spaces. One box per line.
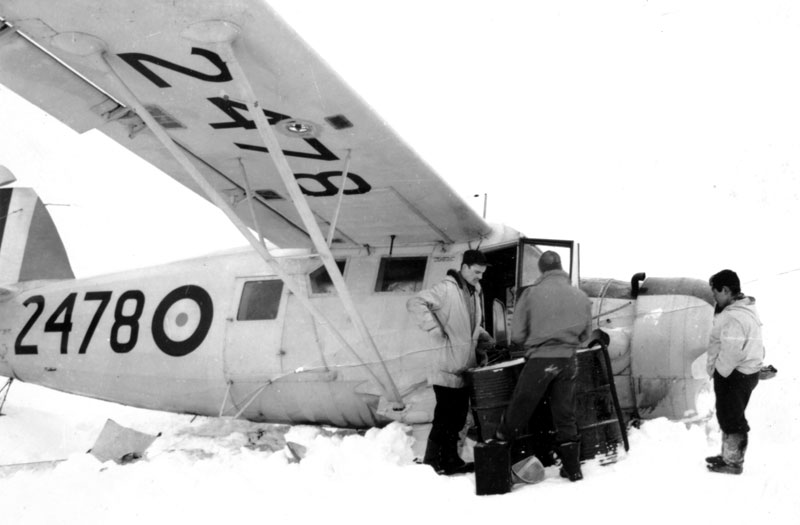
538, 251, 563, 273
709, 269, 741, 310
460, 249, 488, 286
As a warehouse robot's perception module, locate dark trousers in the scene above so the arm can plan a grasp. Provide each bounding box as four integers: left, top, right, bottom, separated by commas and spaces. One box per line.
429, 385, 470, 444
714, 369, 759, 434
500, 356, 579, 444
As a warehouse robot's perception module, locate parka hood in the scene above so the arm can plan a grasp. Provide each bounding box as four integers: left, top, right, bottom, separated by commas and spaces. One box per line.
722, 296, 762, 326
446, 269, 481, 294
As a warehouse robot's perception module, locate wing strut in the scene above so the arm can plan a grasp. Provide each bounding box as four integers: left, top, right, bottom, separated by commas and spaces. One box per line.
48, 32, 403, 408
327, 150, 352, 248
191, 22, 403, 407
237, 157, 268, 248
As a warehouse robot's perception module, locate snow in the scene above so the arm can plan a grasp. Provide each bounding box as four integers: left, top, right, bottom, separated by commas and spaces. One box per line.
1, 0, 800, 523
0, 383, 797, 524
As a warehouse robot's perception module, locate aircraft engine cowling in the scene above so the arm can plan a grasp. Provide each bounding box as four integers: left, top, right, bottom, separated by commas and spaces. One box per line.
581, 276, 715, 422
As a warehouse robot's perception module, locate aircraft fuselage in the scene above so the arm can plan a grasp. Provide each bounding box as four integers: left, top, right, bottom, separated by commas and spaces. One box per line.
0, 230, 715, 428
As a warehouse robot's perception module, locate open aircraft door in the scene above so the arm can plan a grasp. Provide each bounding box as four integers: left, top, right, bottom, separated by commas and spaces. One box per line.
224, 277, 288, 381
516, 238, 580, 291
485, 238, 581, 343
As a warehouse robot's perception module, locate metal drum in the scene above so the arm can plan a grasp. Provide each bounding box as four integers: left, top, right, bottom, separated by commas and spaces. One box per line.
465, 358, 525, 441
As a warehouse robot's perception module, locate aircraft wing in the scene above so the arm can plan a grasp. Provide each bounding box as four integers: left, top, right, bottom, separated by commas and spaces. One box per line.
0, 0, 491, 249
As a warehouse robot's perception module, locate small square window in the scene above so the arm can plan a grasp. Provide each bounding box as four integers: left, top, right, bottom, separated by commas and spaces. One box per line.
237, 280, 284, 321
375, 257, 427, 293
309, 260, 347, 294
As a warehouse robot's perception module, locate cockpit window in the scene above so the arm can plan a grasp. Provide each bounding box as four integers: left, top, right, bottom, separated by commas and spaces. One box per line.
237, 280, 284, 320
309, 260, 347, 294
375, 257, 427, 293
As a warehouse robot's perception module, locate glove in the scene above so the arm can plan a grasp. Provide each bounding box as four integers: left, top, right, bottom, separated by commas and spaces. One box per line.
758, 364, 777, 380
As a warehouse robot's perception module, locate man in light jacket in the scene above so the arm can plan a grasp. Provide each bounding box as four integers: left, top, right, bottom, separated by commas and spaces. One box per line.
496, 250, 592, 482
407, 249, 493, 475
705, 269, 764, 475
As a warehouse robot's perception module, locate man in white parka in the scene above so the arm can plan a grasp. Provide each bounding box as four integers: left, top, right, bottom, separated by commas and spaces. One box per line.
706, 269, 764, 475
407, 250, 494, 475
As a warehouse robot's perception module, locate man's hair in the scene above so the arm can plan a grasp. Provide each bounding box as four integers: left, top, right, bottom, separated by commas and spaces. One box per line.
538, 250, 563, 272
461, 249, 488, 267
709, 269, 741, 295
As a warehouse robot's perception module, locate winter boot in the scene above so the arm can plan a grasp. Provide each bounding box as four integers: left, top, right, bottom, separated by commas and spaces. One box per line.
705, 455, 725, 468
422, 439, 444, 474
439, 435, 474, 475
707, 432, 747, 475
557, 441, 583, 482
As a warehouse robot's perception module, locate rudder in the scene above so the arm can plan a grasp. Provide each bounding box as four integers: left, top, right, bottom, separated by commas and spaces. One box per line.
0, 187, 74, 284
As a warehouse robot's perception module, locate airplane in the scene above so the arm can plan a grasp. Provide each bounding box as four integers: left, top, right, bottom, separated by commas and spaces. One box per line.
0, 1, 715, 448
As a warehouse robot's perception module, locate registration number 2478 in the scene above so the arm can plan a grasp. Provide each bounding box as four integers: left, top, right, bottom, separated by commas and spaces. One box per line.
14, 285, 213, 358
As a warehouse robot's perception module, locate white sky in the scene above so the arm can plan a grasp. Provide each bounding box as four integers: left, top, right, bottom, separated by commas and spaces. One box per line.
1, 0, 799, 287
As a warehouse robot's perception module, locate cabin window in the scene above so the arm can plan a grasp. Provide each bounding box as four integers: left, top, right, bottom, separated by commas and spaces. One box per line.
375, 257, 427, 293
237, 280, 284, 321
309, 260, 347, 294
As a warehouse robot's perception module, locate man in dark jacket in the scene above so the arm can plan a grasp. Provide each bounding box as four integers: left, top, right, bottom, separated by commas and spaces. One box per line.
496, 250, 592, 481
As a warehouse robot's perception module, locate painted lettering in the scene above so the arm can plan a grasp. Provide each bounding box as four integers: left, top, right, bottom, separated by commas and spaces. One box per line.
119, 48, 374, 196
110, 290, 145, 354
79, 291, 112, 354
43, 293, 77, 355
118, 48, 232, 88
234, 138, 339, 162
14, 287, 213, 357
294, 170, 372, 197
207, 97, 292, 128
14, 295, 44, 355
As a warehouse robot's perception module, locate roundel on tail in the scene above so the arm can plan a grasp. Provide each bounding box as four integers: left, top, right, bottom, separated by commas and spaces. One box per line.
152, 285, 213, 357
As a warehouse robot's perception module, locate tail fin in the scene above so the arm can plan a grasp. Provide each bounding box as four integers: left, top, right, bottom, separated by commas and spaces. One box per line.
0, 187, 74, 284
